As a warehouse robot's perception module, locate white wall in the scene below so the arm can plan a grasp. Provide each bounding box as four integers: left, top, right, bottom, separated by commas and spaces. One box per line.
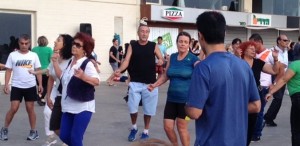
0, 0, 140, 83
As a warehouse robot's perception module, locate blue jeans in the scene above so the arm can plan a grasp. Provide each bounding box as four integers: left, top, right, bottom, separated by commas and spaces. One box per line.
253, 87, 268, 137
60, 111, 92, 146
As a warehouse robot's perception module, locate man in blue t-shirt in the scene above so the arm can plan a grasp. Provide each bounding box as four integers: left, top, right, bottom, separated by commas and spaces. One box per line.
185, 11, 261, 146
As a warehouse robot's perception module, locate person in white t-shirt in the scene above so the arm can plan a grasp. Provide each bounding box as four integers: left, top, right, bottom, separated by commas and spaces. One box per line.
0, 34, 43, 141
249, 33, 284, 142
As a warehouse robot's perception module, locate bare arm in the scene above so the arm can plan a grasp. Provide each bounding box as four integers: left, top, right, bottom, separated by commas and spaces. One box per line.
266, 69, 295, 100
148, 57, 171, 91
110, 52, 120, 63
262, 61, 280, 75
35, 68, 43, 94
29, 69, 48, 75
115, 44, 132, 76
4, 68, 12, 94
185, 106, 203, 119
46, 76, 55, 109
273, 63, 286, 84
155, 45, 164, 66
248, 100, 261, 113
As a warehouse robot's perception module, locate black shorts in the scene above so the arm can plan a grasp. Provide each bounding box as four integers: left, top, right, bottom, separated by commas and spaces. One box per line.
164, 101, 187, 120
50, 96, 62, 131
10, 86, 37, 102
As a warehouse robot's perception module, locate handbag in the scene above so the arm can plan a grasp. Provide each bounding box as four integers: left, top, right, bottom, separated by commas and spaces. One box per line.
66, 59, 95, 102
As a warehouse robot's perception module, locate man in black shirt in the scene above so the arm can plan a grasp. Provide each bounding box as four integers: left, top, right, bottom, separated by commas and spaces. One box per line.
115, 24, 164, 142
106, 39, 121, 86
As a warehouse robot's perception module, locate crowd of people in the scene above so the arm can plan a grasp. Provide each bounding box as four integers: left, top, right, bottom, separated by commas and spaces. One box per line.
0, 11, 299, 146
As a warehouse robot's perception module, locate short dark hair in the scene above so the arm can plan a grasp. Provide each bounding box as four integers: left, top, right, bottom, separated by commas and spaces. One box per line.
19, 34, 30, 41
249, 33, 263, 44
157, 36, 163, 40
232, 38, 242, 45
276, 36, 281, 45
112, 38, 118, 43
73, 32, 95, 57
196, 11, 226, 44
60, 34, 73, 60
176, 31, 191, 44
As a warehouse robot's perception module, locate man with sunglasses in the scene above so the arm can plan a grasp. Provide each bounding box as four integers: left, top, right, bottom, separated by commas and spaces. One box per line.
264, 34, 289, 127
1, 34, 43, 141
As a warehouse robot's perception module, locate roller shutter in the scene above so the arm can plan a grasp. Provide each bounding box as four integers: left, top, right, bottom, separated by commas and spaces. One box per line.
251, 29, 278, 48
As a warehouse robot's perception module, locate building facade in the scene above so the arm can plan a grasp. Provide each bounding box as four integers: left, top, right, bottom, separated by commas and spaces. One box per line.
143, 0, 300, 54
0, 0, 141, 83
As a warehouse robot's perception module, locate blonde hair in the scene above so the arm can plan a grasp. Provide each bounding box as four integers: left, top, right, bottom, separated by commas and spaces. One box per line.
37, 36, 48, 46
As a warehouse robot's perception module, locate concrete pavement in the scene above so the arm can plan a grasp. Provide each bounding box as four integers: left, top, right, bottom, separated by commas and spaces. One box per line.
0, 82, 292, 146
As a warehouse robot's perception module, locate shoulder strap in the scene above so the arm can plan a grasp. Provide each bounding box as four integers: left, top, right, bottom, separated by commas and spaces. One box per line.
66, 59, 72, 69
80, 59, 90, 71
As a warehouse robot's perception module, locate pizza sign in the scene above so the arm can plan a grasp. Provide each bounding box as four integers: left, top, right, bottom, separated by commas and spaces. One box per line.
162, 7, 184, 21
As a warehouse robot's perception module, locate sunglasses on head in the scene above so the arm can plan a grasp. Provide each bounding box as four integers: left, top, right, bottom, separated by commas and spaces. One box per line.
72, 42, 83, 48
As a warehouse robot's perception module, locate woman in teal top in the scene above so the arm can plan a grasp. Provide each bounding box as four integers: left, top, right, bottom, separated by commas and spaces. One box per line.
148, 32, 199, 146
266, 60, 300, 146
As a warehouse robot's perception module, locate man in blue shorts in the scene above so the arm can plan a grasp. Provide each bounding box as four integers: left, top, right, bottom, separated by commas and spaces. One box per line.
185, 11, 261, 146
115, 24, 164, 141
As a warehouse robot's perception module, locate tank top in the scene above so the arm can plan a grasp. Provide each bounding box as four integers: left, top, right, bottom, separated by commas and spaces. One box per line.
128, 41, 156, 84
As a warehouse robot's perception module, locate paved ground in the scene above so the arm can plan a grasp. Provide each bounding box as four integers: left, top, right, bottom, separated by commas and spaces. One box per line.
0, 82, 292, 146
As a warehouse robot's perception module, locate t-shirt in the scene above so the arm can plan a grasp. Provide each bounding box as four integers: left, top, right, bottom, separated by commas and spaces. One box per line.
166, 52, 199, 103
48, 59, 71, 98
256, 49, 278, 87
32, 46, 53, 70
187, 52, 260, 146
5, 51, 41, 88
287, 60, 300, 96
158, 44, 167, 58
109, 46, 118, 63
61, 56, 100, 114
251, 58, 265, 87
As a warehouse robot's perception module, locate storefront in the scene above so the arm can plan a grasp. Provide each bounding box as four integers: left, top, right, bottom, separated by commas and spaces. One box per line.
142, 4, 300, 50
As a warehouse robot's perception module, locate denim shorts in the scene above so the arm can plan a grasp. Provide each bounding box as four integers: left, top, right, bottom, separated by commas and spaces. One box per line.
110, 62, 118, 71
128, 82, 158, 116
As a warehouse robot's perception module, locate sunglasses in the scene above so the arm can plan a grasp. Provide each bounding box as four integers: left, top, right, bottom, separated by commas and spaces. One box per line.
72, 42, 83, 48
281, 39, 289, 42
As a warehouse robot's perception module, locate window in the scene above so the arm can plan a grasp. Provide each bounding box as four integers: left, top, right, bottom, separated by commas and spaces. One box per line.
0, 12, 31, 70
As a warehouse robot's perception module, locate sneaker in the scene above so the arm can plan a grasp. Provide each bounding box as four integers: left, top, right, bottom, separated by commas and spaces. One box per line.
42, 135, 57, 146
265, 120, 277, 127
128, 128, 138, 142
27, 130, 39, 140
251, 136, 261, 142
140, 132, 149, 140
0, 127, 8, 141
